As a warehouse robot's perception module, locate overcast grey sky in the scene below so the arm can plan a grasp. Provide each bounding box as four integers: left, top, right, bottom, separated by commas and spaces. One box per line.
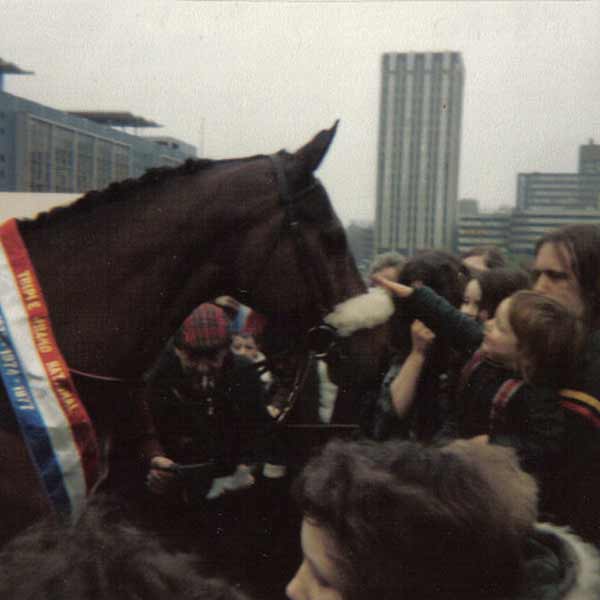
2, 1, 600, 224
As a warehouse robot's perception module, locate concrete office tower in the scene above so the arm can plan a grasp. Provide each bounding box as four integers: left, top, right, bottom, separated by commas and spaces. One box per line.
375, 52, 464, 255
579, 139, 600, 174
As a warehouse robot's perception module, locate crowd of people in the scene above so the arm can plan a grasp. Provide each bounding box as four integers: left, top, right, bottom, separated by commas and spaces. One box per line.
369, 226, 600, 548
5, 223, 600, 599
284, 225, 600, 599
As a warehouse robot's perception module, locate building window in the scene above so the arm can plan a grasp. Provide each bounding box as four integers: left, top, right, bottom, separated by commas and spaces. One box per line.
53, 126, 75, 192
95, 140, 113, 190
114, 144, 130, 182
29, 118, 52, 191
76, 134, 94, 192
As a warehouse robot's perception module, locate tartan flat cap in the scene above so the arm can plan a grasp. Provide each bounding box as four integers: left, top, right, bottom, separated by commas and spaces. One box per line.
180, 303, 231, 350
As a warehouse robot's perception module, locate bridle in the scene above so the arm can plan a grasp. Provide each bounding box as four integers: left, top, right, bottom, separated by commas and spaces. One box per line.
233, 152, 344, 423
71, 152, 345, 421
234, 152, 335, 318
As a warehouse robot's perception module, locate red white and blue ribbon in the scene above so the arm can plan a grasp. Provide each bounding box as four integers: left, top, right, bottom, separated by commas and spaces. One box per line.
0, 219, 99, 517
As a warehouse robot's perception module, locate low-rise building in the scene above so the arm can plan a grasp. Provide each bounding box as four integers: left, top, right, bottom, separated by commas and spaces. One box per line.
457, 202, 511, 256
0, 88, 196, 194
508, 207, 600, 256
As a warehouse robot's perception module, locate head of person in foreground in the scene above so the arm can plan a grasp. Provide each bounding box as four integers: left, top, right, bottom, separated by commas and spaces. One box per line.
0, 497, 250, 600
287, 438, 538, 600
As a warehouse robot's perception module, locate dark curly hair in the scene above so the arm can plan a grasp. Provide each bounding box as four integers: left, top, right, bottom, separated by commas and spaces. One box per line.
0, 496, 250, 600
293, 438, 535, 600
389, 249, 468, 370
476, 267, 531, 321
400, 250, 468, 309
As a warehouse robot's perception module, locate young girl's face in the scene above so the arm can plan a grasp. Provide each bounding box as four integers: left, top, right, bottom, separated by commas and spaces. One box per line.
460, 279, 482, 320
481, 298, 518, 368
231, 334, 259, 360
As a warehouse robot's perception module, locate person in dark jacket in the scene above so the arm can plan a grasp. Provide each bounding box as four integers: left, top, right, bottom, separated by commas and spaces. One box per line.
144, 302, 270, 501
375, 277, 584, 522
530, 224, 600, 544
369, 250, 468, 442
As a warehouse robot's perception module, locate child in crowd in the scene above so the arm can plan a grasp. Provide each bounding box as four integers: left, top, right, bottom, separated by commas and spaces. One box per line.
461, 267, 531, 322
374, 274, 584, 512
368, 250, 468, 442
231, 332, 260, 361
375, 266, 531, 444
231, 331, 273, 392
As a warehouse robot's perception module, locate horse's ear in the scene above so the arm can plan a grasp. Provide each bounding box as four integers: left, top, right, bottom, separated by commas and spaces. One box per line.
293, 120, 339, 175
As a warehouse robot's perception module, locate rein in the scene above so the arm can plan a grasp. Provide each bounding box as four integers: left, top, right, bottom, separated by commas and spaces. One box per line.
69, 367, 144, 386
236, 153, 340, 422
267, 153, 334, 319
235, 153, 331, 318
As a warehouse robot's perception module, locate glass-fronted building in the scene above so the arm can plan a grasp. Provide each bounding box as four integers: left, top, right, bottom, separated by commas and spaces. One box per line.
0, 91, 196, 194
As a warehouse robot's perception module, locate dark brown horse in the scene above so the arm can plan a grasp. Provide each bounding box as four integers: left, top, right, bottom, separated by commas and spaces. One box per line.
0, 123, 387, 543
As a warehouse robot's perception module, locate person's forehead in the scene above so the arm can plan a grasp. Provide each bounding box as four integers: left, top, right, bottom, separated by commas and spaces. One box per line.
178, 345, 227, 357
534, 242, 572, 273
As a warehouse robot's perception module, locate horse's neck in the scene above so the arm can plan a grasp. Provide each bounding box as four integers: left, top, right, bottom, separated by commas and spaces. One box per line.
18, 184, 239, 377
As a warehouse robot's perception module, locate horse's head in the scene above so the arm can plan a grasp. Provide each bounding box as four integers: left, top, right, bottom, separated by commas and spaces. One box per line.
220, 122, 390, 393
233, 124, 359, 319
17, 122, 389, 395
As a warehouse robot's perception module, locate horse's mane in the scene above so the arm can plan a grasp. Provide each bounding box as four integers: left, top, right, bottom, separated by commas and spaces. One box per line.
19, 154, 267, 230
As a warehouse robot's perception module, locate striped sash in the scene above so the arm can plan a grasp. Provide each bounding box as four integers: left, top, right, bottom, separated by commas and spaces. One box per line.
0, 219, 99, 516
